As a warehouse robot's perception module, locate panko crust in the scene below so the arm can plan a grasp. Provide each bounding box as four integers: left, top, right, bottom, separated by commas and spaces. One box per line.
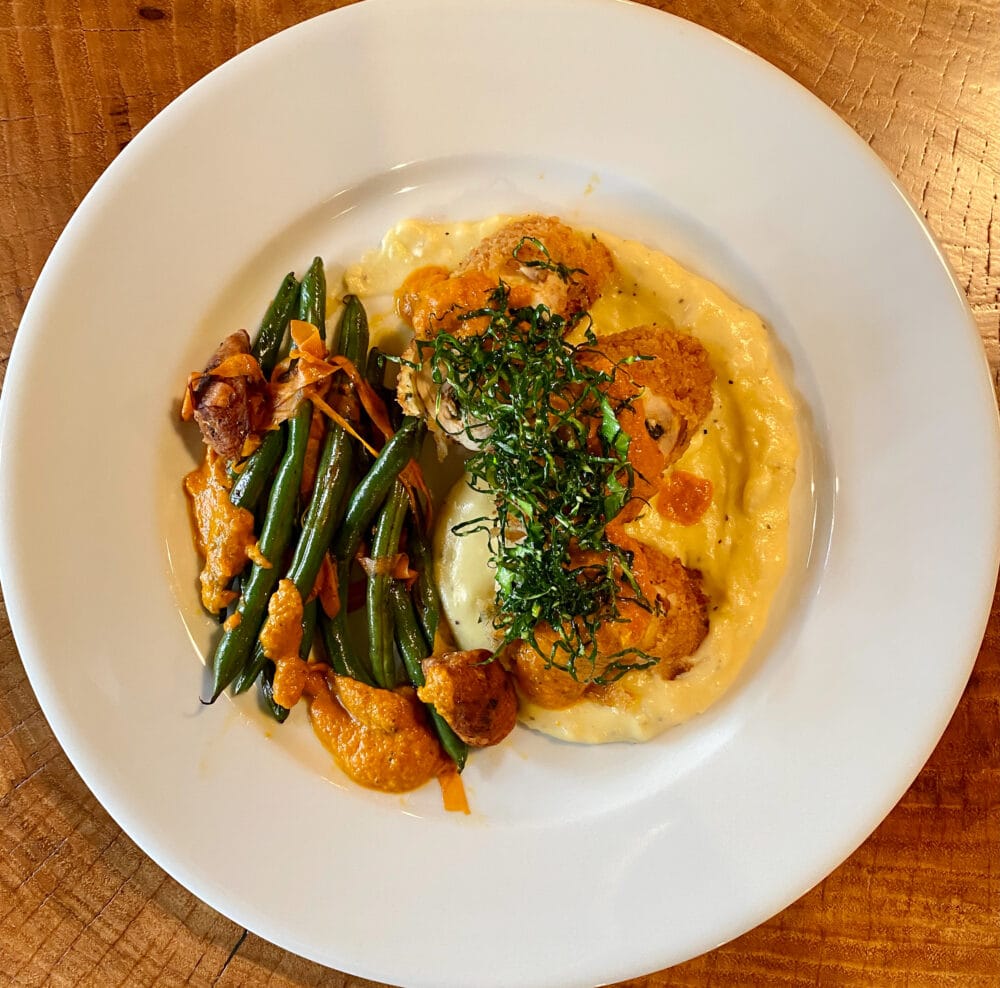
456, 215, 615, 317
506, 544, 709, 710
631, 544, 710, 677
594, 323, 715, 471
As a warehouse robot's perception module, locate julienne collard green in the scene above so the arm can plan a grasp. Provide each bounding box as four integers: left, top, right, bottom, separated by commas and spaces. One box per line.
181, 215, 798, 808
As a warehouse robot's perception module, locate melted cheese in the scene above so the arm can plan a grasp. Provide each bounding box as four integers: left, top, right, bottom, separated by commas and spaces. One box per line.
346, 218, 798, 743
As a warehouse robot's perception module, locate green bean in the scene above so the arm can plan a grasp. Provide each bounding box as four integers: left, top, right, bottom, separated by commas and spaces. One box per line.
234, 291, 361, 695
300, 597, 318, 657
252, 272, 299, 377
331, 411, 422, 689
283, 295, 377, 688
319, 607, 376, 685
367, 482, 410, 689
234, 642, 264, 695
333, 417, 422, 564
284, 297, 368, 600
230, 429, 285, 512
354, 347, 384, 475
390, 581, 429, 687
364, 347, 384, 390
296, 257, 327, 340
259, 662, 290, 723
365, 346, 403, 432
389, 581, 468, 770
287, 429, 352, 589
409, 522, 442, 648
227, 273, 300, 509
207, 401, 313, 702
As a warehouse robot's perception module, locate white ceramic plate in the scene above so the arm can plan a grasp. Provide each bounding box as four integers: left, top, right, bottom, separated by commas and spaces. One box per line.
2, 1, 997, 985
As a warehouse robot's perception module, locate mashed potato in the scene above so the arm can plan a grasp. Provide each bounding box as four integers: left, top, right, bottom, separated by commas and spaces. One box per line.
346, 217, 798, 743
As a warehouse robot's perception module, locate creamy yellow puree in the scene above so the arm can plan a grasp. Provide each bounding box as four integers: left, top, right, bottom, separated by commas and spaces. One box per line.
345, 218, 798, 743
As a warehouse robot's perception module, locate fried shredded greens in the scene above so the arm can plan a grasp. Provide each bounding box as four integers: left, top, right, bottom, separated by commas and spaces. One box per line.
418, 280, 657, 684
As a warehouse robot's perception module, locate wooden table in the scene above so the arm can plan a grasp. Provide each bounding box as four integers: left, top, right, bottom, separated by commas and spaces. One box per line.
1, 1, 997, 984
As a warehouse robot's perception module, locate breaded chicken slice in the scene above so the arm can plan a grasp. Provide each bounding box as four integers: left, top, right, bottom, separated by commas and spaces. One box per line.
395, 217, 617, 450
455, 215, 615, 317
395, 216, 616, 341
504, 544, 709, 710
591, 323, 715, 470
581, 323, 715, 527
630, 544, 709, 679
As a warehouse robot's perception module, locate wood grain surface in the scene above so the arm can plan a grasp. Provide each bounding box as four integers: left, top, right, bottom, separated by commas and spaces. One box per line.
1, 1, 998, 985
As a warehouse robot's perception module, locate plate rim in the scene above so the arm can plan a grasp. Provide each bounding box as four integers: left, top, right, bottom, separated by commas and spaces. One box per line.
2, 1, 998, 984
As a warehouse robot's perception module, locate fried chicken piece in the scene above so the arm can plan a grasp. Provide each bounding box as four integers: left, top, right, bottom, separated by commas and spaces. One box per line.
507, 544, 709, 709
581, 323, 715, 526
396, 266, 498, 341
456, 215, 615, 317
631, 545, 709, 678
593, 323, 715, 469
394, 266, 498, 451
418, 649, 518, 747
187, 329, 268, 460
503, 634, 589, 710
395, 218, 616, 452
395, 217, 614, 340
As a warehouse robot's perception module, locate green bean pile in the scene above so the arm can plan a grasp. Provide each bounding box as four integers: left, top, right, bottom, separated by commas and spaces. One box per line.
200, 260, 467, 770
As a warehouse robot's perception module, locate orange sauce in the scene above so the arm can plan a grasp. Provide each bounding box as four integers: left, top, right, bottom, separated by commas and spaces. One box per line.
259, 578, 312, 709
307, 674, 444, 793
395, 266, 497, 339
183, 450, 259, 613
656, 470, 713, 526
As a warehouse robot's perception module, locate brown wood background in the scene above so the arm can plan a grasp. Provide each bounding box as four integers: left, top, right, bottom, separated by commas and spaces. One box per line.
1, 1, 998, 985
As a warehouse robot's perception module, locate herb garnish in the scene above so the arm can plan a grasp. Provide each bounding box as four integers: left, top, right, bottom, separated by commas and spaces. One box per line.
511, 236, 586, 283
421, 280, 657, 684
